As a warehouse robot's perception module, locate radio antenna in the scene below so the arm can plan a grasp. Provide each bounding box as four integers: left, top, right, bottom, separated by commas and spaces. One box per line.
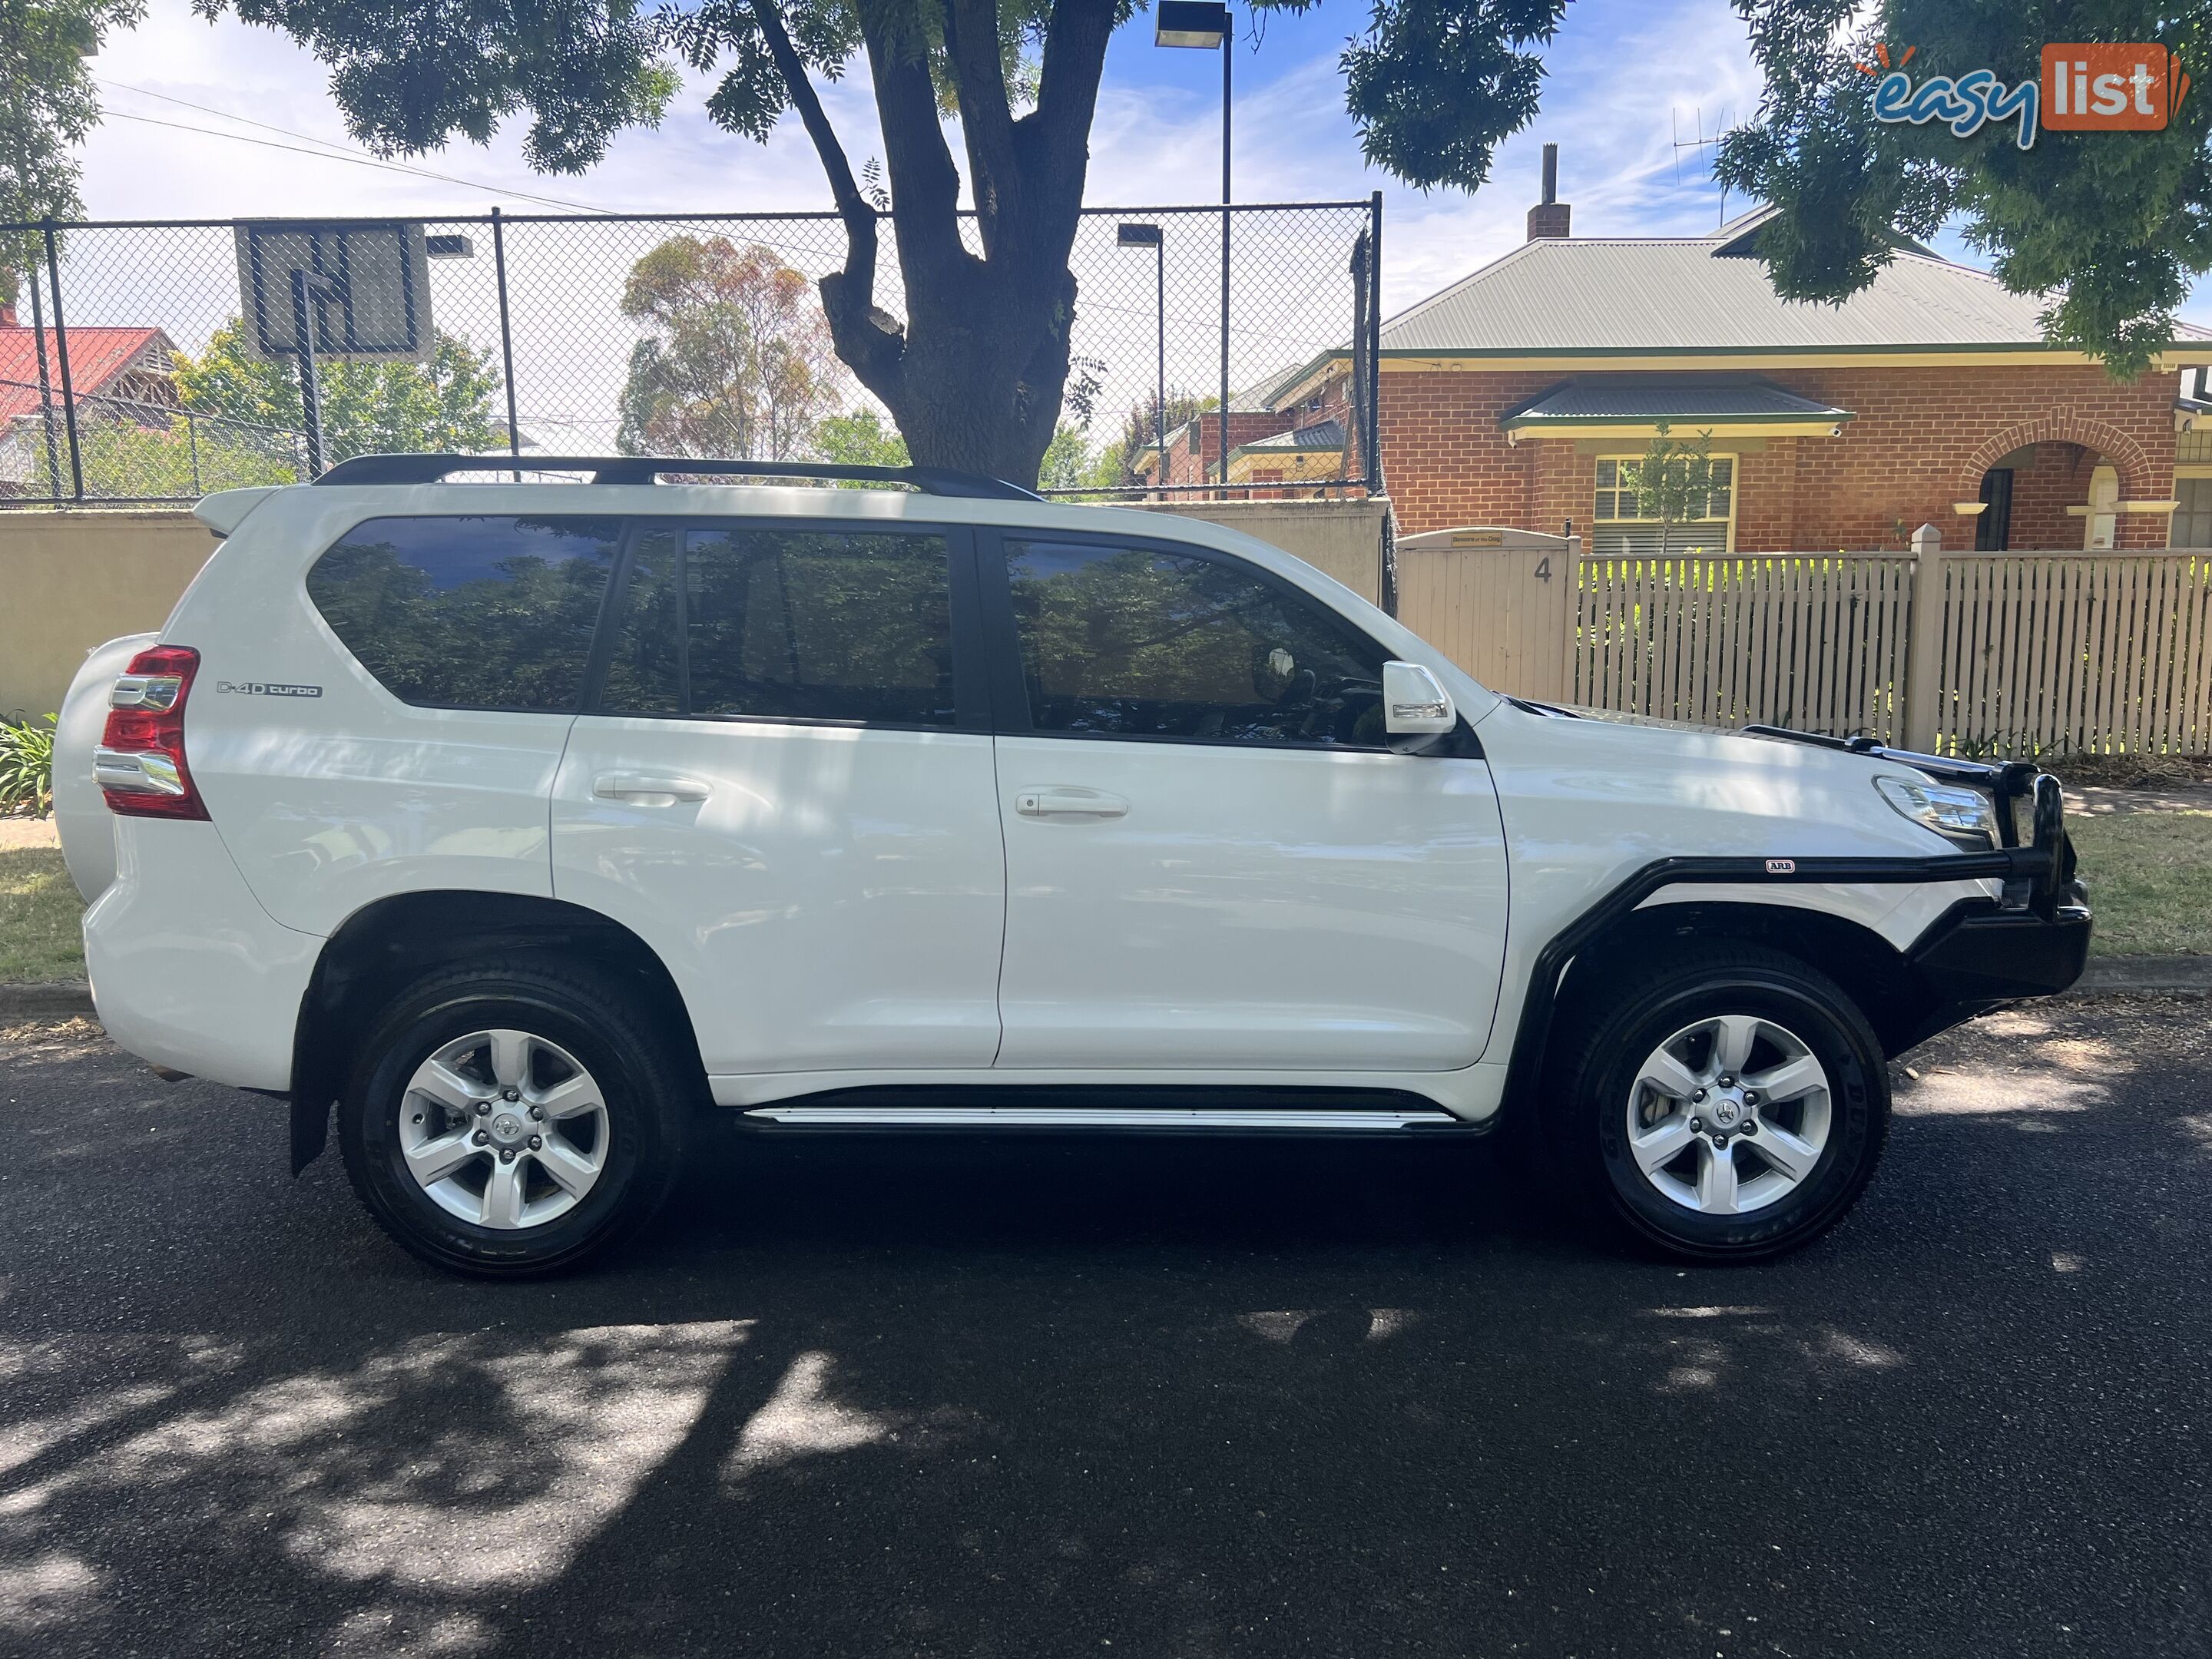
1671, 106, 1731, 226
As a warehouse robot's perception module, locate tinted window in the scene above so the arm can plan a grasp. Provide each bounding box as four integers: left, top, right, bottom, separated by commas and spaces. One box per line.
599, 525, 956, 727
308, 515, 621, 710
1005, 540, 1387, 747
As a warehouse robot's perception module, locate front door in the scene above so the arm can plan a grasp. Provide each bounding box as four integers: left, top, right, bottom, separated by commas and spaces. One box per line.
983, 534, 1509, 1072
551, 518, 1005, 1078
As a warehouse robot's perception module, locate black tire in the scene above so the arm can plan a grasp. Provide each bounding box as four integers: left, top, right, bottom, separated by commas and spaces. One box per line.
337, 959, 695, 1277
1547, 942, 1889, 1263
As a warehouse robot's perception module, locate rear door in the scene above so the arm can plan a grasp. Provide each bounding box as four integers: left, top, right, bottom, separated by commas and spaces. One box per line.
982, 531, 1509, 1072
550, 518, 1005, 1078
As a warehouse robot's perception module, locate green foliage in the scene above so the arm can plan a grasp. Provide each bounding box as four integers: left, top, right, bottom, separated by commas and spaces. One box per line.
813, 406, 909, 486
1718, 0, 2212, 376
172, 318, 504, 462
0, 0, 145, 292
1037, 422, 1091, 491
1627, 422, 1720, 556
0, 712, 56, 816
74, 416, 297, 496
618, 236, 843, 459
1336, 0, 1569, 190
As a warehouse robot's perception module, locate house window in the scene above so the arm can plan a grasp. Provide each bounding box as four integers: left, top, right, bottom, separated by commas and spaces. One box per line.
1592, 454, 1737, 554
2173, 478, 2212, 548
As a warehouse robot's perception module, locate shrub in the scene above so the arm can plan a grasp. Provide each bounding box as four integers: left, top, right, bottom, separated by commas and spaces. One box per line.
0, 713, 58, 816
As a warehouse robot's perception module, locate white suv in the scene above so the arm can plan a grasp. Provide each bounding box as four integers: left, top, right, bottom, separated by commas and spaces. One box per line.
58, 455, 2089, 1275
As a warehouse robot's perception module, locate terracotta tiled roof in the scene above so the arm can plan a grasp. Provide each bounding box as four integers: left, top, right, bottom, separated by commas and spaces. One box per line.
0, 326, 178, 422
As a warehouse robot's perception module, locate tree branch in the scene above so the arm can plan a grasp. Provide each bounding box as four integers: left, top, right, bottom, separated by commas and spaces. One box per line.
941, 0, 1021, 253
747, 0, 902, 392
863, 12, 975, 297
1008, 0, 1114, 262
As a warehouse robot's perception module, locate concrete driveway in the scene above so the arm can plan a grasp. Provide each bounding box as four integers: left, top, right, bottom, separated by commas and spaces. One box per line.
1, 996, 2207, 1658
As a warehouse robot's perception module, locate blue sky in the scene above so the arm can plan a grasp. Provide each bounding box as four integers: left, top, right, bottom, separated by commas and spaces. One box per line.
71, 0, 2207, 324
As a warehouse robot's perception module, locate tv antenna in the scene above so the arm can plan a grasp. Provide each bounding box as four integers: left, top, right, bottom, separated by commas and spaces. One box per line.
1672, 106, 1731, 227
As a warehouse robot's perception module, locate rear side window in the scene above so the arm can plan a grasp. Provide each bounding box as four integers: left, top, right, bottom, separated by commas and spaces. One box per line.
1004, 539, 1387, 747
600, 525, 957, 727
307, 515, 622, 710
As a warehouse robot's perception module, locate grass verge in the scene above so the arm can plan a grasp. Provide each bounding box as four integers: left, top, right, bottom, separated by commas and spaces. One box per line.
2066, 812, 2212, 958
0, 849, 84, 982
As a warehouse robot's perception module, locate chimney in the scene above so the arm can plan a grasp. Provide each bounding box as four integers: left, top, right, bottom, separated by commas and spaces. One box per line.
1526, 142, 1571, 240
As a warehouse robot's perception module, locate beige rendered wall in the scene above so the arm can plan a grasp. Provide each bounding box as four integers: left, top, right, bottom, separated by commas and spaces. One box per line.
1124, 496, 1389, 608
0, 512, 217, 718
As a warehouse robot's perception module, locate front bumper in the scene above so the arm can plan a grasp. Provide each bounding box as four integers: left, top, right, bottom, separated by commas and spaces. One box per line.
1899, 897, 2093, 1049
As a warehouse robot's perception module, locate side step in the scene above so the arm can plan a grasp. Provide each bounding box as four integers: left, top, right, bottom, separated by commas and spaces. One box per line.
742, 1105, 1464, 1132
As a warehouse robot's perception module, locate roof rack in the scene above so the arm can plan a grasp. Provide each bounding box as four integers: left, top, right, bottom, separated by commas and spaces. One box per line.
311, 453, 1044, 502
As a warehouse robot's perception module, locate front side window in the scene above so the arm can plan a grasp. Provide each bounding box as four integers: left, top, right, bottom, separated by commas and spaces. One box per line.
600, 525, 957, 727
1593, 454, 1737, 556
307, 515, 622, 710
1003, 539, 1386, 748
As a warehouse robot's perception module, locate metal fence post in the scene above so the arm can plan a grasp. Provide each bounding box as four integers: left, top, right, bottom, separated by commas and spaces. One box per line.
491, 206, 522, 469
42, 221, 84, 502
290, 269, 326, 476
1366, 190, 1384, 498
1905, 522, 1945, 750
24, 257, 61, 499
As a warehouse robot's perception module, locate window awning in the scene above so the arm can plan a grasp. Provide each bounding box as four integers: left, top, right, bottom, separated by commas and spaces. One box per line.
1499, 377, 1854, 442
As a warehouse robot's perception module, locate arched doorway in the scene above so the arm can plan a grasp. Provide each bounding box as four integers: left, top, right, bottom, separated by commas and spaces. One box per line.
1970, 442, 2131, 549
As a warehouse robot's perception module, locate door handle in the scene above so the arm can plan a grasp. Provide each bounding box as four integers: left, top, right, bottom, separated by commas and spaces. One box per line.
1015, 786, 1129, 819
593, 773, 711, 805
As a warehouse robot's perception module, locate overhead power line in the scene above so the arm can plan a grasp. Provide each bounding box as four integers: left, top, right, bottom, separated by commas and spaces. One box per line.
96, 81, 620, 215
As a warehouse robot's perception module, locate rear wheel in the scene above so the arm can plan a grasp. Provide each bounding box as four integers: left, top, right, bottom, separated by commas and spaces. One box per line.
337, 962, 693, 1277
1551, 944, 1889, 1262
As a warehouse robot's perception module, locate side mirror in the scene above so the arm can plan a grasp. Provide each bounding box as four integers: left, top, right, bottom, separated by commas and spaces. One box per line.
1382, 661, 1455, 754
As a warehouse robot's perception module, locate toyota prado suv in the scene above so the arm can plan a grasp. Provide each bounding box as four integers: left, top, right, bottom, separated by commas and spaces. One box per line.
55, 455, 2090, 1276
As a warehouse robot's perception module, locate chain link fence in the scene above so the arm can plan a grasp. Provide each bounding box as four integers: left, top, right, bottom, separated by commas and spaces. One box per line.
0, 199, 1380, 505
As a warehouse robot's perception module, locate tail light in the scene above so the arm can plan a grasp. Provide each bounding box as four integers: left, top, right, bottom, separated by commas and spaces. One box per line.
94, 645, 209, 820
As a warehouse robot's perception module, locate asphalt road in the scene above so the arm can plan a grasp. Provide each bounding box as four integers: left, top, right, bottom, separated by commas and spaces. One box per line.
2, 998, 2209, 1659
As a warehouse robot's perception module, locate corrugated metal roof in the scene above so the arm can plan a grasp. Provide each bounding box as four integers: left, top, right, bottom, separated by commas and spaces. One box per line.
1502, 378, 1849, 422
1381, 227, 2212, 354
1237, 419, 1346, 453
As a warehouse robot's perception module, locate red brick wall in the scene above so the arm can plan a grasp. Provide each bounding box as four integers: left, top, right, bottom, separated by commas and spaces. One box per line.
1157, 411, 1291, 488
1378, 363, 2182, 550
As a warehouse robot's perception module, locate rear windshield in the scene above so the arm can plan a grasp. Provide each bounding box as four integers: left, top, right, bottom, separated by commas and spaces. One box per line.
306, 515, 621, 711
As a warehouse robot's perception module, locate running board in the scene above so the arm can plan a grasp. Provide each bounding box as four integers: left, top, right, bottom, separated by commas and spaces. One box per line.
742, 1105, 1462, 1131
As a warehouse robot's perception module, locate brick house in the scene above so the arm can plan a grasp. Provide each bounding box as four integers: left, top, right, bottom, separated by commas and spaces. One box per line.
1260, 155, 2212, 552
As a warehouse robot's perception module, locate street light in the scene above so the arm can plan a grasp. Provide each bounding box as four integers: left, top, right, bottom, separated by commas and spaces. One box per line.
1154, 0, 1231, 490
1117, 222, 1165, 491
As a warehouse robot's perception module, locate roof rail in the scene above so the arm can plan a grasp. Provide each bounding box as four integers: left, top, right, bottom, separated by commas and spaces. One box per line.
310, 453, 1044, 502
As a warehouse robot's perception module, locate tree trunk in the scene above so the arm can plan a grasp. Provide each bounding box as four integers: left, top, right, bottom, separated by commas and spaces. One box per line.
753, 0, 1114, 488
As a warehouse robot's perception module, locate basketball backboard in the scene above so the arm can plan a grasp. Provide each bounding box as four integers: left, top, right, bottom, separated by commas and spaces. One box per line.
233, 220, 435, 362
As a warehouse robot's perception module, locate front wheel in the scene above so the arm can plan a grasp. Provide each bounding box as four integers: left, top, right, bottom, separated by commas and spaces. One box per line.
337, 961, 694, 1277
1554, 944, 1890, 1262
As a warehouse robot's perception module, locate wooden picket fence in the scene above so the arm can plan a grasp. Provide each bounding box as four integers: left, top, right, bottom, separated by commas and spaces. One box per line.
1575, 552, 1916, 742
1392, 539, 2212, 755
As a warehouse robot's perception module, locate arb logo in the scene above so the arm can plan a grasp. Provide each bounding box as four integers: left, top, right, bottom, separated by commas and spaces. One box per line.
2042, 43, 2189, 131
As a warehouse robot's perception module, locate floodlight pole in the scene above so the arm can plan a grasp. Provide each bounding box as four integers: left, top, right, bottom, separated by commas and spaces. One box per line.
290, 268, 326, 478
1219, 28, 1230, 495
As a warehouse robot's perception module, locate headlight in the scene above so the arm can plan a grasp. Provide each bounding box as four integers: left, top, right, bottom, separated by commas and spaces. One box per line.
1875, 774, 1997, 846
